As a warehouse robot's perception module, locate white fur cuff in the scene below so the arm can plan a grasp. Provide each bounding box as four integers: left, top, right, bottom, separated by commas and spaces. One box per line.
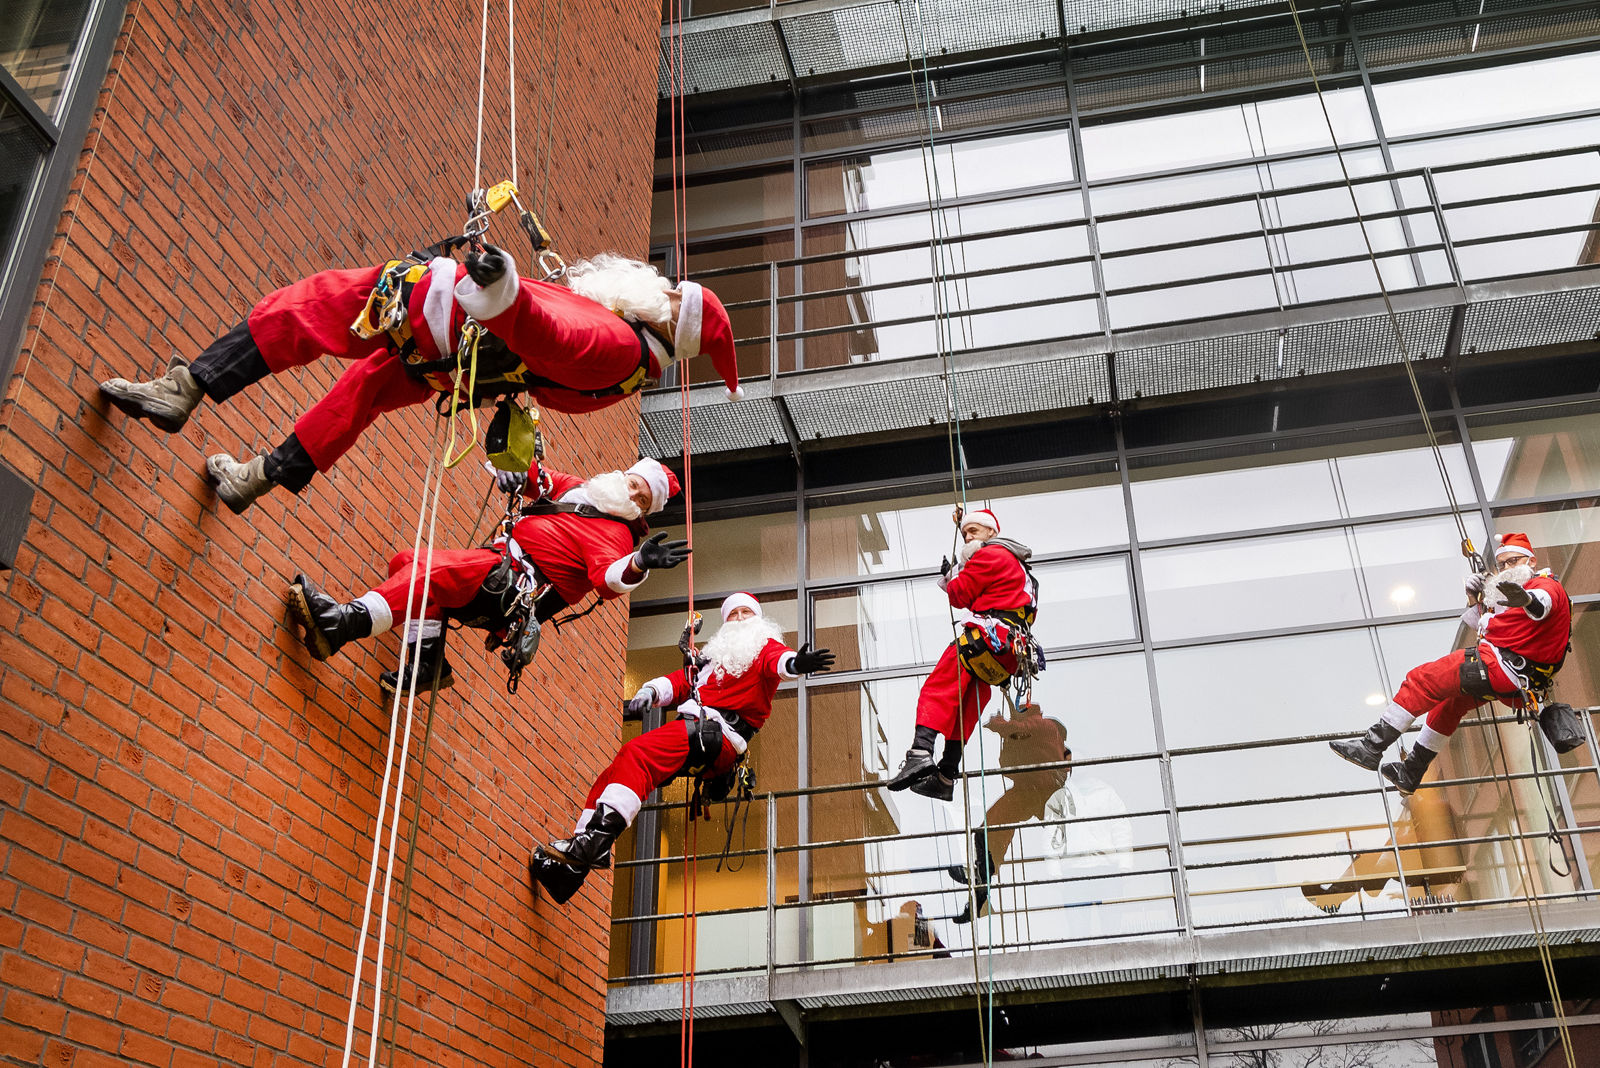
1380, 701, 1416, 732
596, 783, 644, 826
676, 280, 703, 362
723, 385, 746, 402
454, 251, 520, 321
423, 257, 459, 356
357, 592, 394, 636
647, 677, 675, 704
605, 554, 647, 594
778, 651, 799, 680
1417, 724, 1450, 751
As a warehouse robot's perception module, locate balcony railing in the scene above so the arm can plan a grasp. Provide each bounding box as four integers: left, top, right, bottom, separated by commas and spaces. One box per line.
607, 706, 1600, 987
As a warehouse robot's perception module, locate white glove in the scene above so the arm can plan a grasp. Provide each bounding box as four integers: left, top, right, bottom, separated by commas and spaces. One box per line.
1464, 572, 1486, 599
625, 686, 657, 716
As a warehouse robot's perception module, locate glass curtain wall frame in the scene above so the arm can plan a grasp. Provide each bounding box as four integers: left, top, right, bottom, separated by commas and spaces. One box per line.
650, 28, 1600, 385
611, 396, 1600, 982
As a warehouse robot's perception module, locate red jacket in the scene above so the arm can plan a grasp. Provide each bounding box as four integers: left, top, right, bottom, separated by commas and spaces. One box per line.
947, 542, 1033, 616
505, 469, 647, 604
1482, 573, 1572, 665
648, 638, 798, 732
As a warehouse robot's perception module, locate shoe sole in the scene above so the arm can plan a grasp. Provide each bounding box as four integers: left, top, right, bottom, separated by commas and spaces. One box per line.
1380, 766, 1417, 795
101, 385, 189, 433
286, 583, 333, 662
1328, 741, 1382, 772
886, 763, 937, 792
380, 673, 456, 697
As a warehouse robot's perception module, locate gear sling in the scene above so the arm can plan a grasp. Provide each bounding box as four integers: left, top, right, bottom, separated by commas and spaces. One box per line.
954, 544, 1041, 687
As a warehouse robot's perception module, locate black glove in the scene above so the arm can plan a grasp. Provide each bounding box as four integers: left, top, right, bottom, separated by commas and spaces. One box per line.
1496, 579, 1532, 608
624, 687, 656, 717
940, 556, 953, 577
635, 531, 692, 570
465, 245, 509, 287
792, 644, 835, 675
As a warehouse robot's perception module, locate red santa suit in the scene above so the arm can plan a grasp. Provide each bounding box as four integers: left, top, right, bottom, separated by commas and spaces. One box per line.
578, 636, 799, 830
351, 468, 648, 631
1378, 568, 1571, 748
914, 540, 1036, 743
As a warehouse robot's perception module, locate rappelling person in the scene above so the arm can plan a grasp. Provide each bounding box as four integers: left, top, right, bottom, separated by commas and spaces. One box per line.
886, 508, 1040, 801
283, 457, 688, 693
529, 592, 835, 904
945, 703, 1069, 923
1330, 532, 1572, 794
99, 249, 743, 512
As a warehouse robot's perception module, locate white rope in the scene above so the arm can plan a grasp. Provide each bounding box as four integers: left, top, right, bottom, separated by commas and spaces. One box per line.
340, 421, 444, 1067
508, 0, 517, 183
474, 0, 491, 191
363, 457, 450, 1068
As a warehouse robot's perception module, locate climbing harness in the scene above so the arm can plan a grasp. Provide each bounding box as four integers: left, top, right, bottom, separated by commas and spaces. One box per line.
1279, 1, 1578, 1059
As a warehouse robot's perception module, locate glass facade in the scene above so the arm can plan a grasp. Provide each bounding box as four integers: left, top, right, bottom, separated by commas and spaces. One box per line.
653, 39, 1600, 385
613, 400, 1600, 981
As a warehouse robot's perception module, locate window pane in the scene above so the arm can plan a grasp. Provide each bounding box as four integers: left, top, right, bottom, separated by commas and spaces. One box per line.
643, 512, 798, 602
676, 233, 798, 381
813, 578, 953, 673
0, 98, 49, 265
650, 168, 793, 243
1491, 500, 1600, 597
1469, 408, 1600, 500
1141, 515, 1486, 642
805, 129, 1074, 219
1081, 88, 1374, 181
1, 0, 94, 115
1374, 52, 1600, 139
1130, 436, 1476, 541
808, 472, 1127, 580
626, 598, 800, 695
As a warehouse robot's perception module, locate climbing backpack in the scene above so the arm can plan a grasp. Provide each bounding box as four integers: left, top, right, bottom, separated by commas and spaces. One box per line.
1539, 702, 1586, 754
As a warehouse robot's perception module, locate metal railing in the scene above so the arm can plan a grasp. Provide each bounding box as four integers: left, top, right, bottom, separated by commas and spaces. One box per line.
606, 706, 1600, 984
657, 143, 1600, 389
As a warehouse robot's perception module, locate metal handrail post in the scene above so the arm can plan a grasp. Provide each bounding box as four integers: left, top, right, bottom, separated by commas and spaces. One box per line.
767, 792, 778, 977
1421, 166, 1468, 299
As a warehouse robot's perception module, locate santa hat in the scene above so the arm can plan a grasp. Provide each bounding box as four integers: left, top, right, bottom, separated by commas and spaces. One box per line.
1495, 532, 1535, 561
676, 281, 743, 402
964, 509, 1000, 534
627, 458, 681, 514
720, 592, 761, 621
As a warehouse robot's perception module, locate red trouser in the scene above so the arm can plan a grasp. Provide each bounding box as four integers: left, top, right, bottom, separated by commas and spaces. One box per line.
246, 267, 435, 471
914, 641, 1018, 743
372, 548, 501, 620
1394, 644, 1521, 736
585, 718, 742, 812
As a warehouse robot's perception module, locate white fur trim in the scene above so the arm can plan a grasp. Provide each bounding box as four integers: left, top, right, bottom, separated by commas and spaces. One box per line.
675, 281, 703, 363
454, 251, 520, 320
647, 677, 675, 705
596, 783, 644, 826
422, 257, 458, 357
404, 618, 443, 642
1380, 702, 1416, 732
606, 554, 646, 594
1417, 724, 1450, 751
777, 651, 799, 680
966, 509, 1000, 534
357, 592, 393, 636
723, 385, 746, 402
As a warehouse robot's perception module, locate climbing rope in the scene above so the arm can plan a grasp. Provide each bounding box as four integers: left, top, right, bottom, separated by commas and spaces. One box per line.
1280, 3, 1575, 1060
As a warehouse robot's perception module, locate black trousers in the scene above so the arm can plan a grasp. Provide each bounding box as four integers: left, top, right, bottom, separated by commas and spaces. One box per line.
188, 322, 317, 493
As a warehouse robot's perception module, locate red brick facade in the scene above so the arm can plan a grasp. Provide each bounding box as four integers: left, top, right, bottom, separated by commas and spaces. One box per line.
0, 0, 660, 1063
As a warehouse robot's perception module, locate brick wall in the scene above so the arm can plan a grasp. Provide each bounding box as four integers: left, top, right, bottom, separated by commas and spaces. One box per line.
0, 0, 661, 1063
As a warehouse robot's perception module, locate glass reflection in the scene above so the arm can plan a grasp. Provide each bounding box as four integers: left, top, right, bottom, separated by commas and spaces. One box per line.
808, 472, 1127, 580
1374, 52, 1600, 139
1, 0, 95, 114
643, 512, 799, 601
1492, 501, 1600, 597
1130, 436, 1476, 541
1469, 409, 1600, 500
650, 168, 794, 242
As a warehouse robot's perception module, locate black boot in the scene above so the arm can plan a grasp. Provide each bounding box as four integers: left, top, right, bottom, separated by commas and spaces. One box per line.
1330, 720, 1402, 771
380, 636, 455, 696
1382, 742, 1439, 796
286, 574, 371, 661
546, 804, 628, 871
912, 740, 962, 800
948, 832, 994, 924
888, 726, 940, 792
529, 850, 588, 905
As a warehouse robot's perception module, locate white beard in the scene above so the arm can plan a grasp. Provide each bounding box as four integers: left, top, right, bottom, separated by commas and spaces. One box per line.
957, 535, 989, 566
1484, 562, 1535, 610
702, 616, 784, 680
573, 471, 641, 519
566, 255, 672, 325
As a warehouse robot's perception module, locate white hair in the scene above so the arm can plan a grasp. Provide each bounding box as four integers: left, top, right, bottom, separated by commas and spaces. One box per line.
579, 471, 642, 520
566, 253, 673, 324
